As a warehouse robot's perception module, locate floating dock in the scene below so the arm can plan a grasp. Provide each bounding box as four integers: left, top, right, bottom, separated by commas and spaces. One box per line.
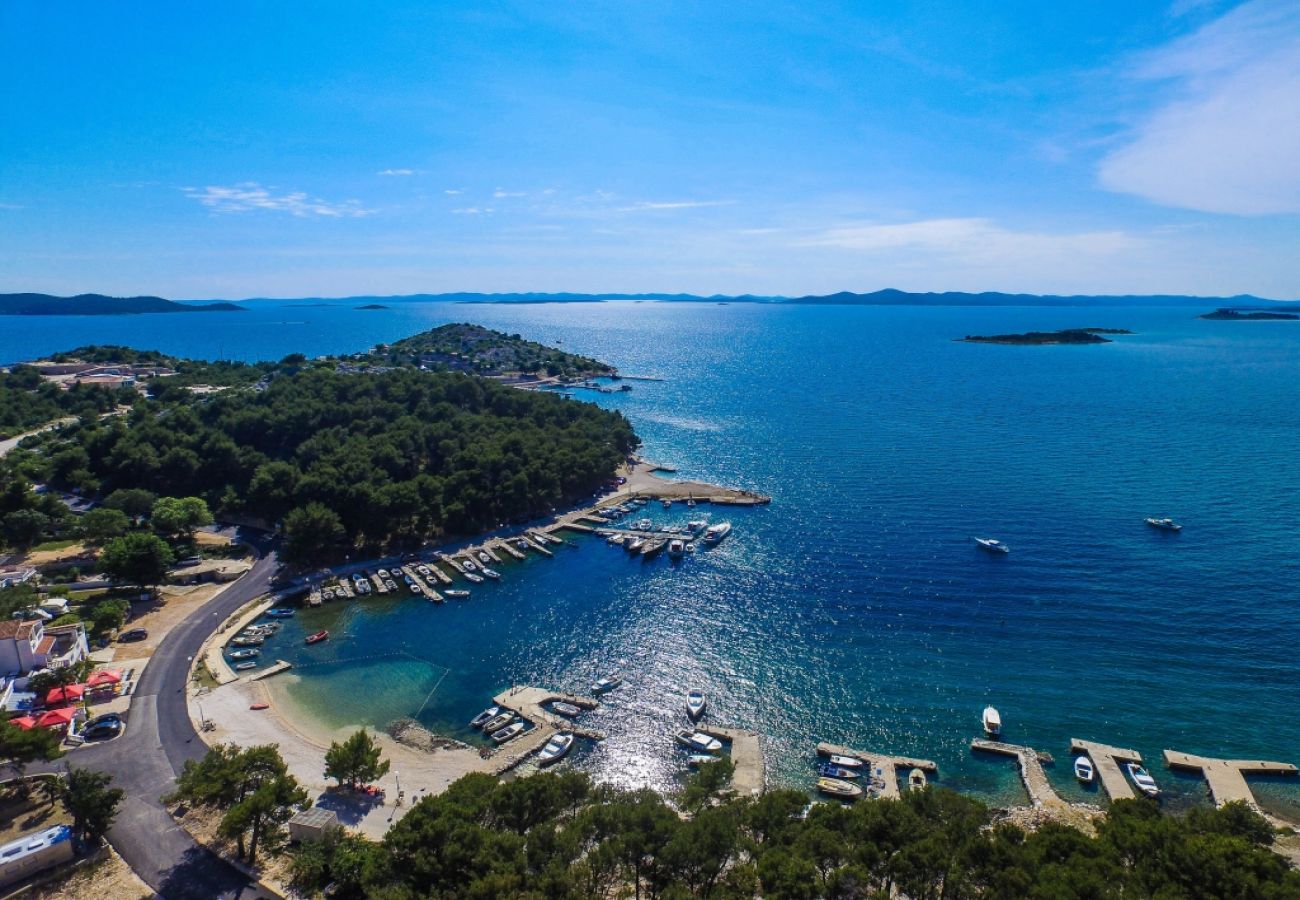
971, 739, 1068, 809
248, 660, 292, 681
816, 742, 937, 800
694, 725, 765, 797
1163, 750, 1297, 812
1071, 739, 1142, 801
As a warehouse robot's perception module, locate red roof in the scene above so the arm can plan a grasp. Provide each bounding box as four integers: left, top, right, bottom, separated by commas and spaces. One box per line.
44, 683, 86, 706
36, 636, 55, 654
86, 669, 122, 688
34, 707, 76, 728
9, 716, 37, 730
0, 619, 36, 641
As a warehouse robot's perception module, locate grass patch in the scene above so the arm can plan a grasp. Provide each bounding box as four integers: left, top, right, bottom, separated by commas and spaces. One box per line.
192, 659, 220, 690
31, 539, 79, 552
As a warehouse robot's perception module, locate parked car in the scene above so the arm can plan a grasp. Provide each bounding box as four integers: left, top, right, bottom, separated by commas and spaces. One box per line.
117, 627, 149, 642
82, 718, 124, 741
176, 556, 202, 568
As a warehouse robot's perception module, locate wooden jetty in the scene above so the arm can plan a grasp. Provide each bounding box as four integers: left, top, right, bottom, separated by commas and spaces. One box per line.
427, 564, 453, 585
1071, 739, 1142, 801
369, 572, 388, 594
1163, 750, 1297, 812
524, 536, 553, 557
482, 544, 504, 564
531, 529, 564, 545
816, 742, 937, 800
971, 739, 1068, 809
497, 540, 526, 560
694, 725, 765, 797
562, 522, 597, 533
248, 660, 292, 681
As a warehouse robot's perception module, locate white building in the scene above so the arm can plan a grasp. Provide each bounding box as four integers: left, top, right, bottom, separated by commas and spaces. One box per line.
0, 825, 75, 889
0, 619, 88, 677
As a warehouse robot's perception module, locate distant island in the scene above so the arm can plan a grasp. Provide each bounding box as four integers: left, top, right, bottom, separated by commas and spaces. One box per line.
362, 323, 615, 379
0, 293, 244, 315
960, 328, 1134, 345
355, 303, 390, 310
1199, 308, 1299, 321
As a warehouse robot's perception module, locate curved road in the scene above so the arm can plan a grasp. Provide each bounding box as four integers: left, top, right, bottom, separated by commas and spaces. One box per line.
50, 533, 282, 898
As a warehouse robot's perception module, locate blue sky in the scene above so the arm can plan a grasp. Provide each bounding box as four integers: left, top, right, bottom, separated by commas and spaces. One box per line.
2, 1, 1297, 298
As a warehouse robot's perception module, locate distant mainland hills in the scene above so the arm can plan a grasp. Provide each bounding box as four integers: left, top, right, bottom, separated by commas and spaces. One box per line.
3, 289, 1295, 315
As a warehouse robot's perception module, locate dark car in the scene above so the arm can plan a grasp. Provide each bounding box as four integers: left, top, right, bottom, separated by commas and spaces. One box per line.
117, 627, 148, 642
82, 719, 124, 741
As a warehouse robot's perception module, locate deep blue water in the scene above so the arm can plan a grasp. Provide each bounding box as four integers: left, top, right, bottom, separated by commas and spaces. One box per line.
5, 302, 1300, 815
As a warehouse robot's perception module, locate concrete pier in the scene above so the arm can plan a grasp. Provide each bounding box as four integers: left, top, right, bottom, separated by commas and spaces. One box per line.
482, 544, 504, 564
971, 739, 1068, 809
497, 540, 526, 560
1071, 739, 1142, 801
493, 686, 604, 741
694, 725, 765, 797
524, 536, 553, 556
1163, 750, 1297, 812
816, 742, 937, 800
248, 660, 292, 681
427, 564, 453, 585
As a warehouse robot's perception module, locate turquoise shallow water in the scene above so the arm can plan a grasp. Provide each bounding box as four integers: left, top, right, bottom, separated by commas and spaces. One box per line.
5, 302, 1300, 815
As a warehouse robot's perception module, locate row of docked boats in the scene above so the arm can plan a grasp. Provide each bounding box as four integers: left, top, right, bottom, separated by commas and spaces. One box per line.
975, 517, 1183, 556
467, 703, 578, 763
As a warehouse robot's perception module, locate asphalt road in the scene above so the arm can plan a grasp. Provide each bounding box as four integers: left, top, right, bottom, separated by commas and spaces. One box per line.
42, 533, 283, 899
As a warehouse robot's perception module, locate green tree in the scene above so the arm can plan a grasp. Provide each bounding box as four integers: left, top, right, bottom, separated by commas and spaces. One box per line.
2, 508, 49, 548
99, 531, 174, 591
62, 767, 124, 844
0, 715, 63, 781
219, 768, 309, 864
77, 507, 129, 544
282, 502, 345, 566
324, 729, 390, 791
102, 487, 157, 519
150, 495, 212, 539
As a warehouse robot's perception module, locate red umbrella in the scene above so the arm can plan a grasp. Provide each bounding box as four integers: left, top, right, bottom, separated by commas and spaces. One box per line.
44, 684, 86, 707
86, 669, 122, 689
34, 707, 76, 728
8, 716, 37, 730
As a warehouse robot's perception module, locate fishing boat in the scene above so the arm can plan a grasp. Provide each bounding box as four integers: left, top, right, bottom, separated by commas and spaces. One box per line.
464, 572, 484, 584
1127, 763, 1160, 798
481, 712, 514, 733
641, 538, 666, 556
686, 754, 716, 768
668, 539, 686, 558
1074, 756, 1095, 783
908, 768, 928, 791
674, 729, 723, 753
662, 498, 673, 509
1145, 517, 1182, 532
686, 499, 696, 507
817, 763, 860, 779
231, 635, 264, 647
384, 579, 398, 592
491, 721, 526, 744
551, 701, 583, 717
816, 777, 863, 799
234, 661, 259, 671
974, 537, 1009, 554
982, 706, 1002, 737
607, 533, 626, 546
265, 608, 296, 618
592, 672, 623, 694
444, 589, 470, 599
537, 732, 575, 765
478, 551, 491, 564
462, 559, 477, 571
470, 706, 501, 728
515, 539, 530, 550
228, 649, 260, 660
686, 690, 706, 720
827, 754, 864, 769
304, 630, 329, 645
686, 520, 706, 533
702, 522, 732, 545
481, 567, 501, 580
626, 537, 645, 553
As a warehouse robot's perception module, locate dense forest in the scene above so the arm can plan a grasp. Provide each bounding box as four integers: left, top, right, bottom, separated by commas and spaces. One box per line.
0, 365, 124, 439
287, 766, 1300, 899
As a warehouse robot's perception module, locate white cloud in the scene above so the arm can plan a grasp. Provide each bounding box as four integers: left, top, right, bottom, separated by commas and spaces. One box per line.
1099, 0, 1300, 214
444, 189, 463, 195
452, 207, 494, 215
377, 168, 415, 176
183, 183, 375, 218
493, 189, 527, 198
621, 200, 733, 211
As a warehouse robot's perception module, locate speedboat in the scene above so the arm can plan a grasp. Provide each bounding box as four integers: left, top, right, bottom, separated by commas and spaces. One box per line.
481, 567, 501, 580
592, 673, 623, 694
481, 711, 514, 733
675, 729, 723, 753
231, 635, 264, 647
265, 608, 296, 618
228, 649, 260, 660
686, 520, 706, 533
305, 630, 329, 645
385, 579, 398, 591
626, 537, 645, 552
464, 572, 484, 584
662, 499, 672, 509
702, 522, 732, 545
982, 706, 1002, 737
908, 768, 928, 791
686, 754, 716, 768
668, 539, 686, 558
1145, 517, 1182, 532
817, 763, 859, 780
537, 732, 575, 765
827, 754, 864, 769
551, 701, 582, 717
686, 690, 706, 720
641, 538, 666, 556
1127, 763, 1160, 798
816, 777, 863, 799
515, 539, 530, 550
462, 559, 477, 571
234, 661, 259, 671
469, 706, 501, 728
607, 533, 626, 546
444, 589, 470, 599
491, 721, 526, 744
1074, 756, 1095, 783
974, 537, 1009, 554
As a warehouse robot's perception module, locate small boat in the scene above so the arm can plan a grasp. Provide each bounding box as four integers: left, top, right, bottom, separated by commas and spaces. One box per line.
265, 608, 296, 618
417, 564, 431, 575
626, 538, 645, 552
908, 768, 928, 791
675, 729, 723, 753
305, 630, 329, 645
377, 568, 389, 578
817, 777, 863, 799
462, 559, 477, 571
974, 537, 1009, 554
234, 661, 259, 671
228, 649, 260, 660
444, 589, 470, 599
478, 551, 491, 564
481, 712, 514, 733
702, 522, 731, 545
668, 539, 686, 558
231, 636, 264, 647
827, 754, 863, 768
592, 673, 623, 694
686, 754, 716, 768
481, 568, 501, 580
641, 538, 666, 556
685, 543, 696, 552
321, 588, 334, 600
515, 539, 530, 550
1074, 756, 1095, 783
686, 690, 706, 720
552, 701, 583, 717
686, 520, 706, 533
491, 721, 526, 744
817, 763, 860, 779
607, 533, 626, 546
686, 499, 696, 507
385, 579, 398, 591
470, 706, 501, 728
982, 706, 1002, 737
250, 702, 270, 711
662, 499, 672, 509
537, 732, 575, 765
1145, 517, 1182, 532
1127, 763, 1160, 798
464, 572, 484, 584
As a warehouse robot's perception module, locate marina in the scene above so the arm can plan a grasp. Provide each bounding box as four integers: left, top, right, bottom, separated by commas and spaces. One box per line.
1070, 739, 1144, 802
816, 742, 938, 801
1162, 751, 1298, 817
691, 724, 765, 797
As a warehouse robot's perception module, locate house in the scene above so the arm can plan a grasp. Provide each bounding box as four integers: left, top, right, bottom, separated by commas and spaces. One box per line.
288, 807, 340, 844
0, 566, 36, 589
0, 619, 87, 677
0, 825, 75, 889
38, 597, 69, 618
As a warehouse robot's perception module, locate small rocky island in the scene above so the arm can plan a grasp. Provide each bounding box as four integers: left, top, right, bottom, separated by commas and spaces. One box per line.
1199, 308, 1298, 321
356, 303, 390, 310
959, 328, 1133, 345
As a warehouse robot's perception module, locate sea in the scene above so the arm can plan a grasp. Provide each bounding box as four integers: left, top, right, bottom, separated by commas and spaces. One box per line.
5, 300, 1300, 816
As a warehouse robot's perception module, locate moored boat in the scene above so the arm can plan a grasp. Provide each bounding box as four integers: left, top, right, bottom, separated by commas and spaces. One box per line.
702, 522, 732, 545
265, 608, 296, 618
444, 589, 470, 599
464, 572, 484, 584
817, 763, 859, 779
481, 711, 514, 733
641, 538, 666, 556
478, 551, 491, 564
470, 706, 501, 728
827, 754, 863, 769
481, 567, 501, 580
817, 777, 863, 799
686, 690, 706, 720
592, 672, 623, 694
228, 648, 260, 660
626, 537, 645, 552
537, 732, 575, 765
668, 539, 686, 558
674, 729, 723, 753
982, 706, 1002, 737
234, 661, 259, 671
1074, 756, 1095, 783
1126, 762, 1160, 797
305, 630, 329, 645
908, 768, 928, 791
551, 701, 583, 717
491, 721, 526, 744
686, 754, 716, 768
231, 635, 264, 647
974, 537, 1009, 554
1145, 517, 1182, 532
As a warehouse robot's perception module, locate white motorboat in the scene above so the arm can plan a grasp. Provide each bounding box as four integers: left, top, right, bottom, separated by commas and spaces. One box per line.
469, 706, 501, 728
686, 520, 706, 533
817, 777, 863, 799
491, 721, 526, 744
974, 537, 1009, 554
464, 572, 484, 584
675, 729, 723, 753
827, 754, 864, 769
551, 701, 582, 717
444, 589, 470, 599
626, 537, 645, 552
1127, 763, 1160, 798
607, 533, 626, 545
480, 711, 514, 733
1145, 517, 1182, 532
592, 672, 623, 694
228, 648, 260, 660
1074, 756, 1095, 783
702, 522, 732, 545
481, 567, 501, 580
668, 539, 686, 558
478, 551, 491, 564
537, 732, 575, 765
982, 706, 1002, 737
686, 754, 716, 768
908, 768, 928, 791
686, 690, 706, 720
462, 559, 477, 571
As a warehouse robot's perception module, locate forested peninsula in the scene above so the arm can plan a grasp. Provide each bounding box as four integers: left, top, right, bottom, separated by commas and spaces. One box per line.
1, 326, 636, 563
0, 293, 244, 315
